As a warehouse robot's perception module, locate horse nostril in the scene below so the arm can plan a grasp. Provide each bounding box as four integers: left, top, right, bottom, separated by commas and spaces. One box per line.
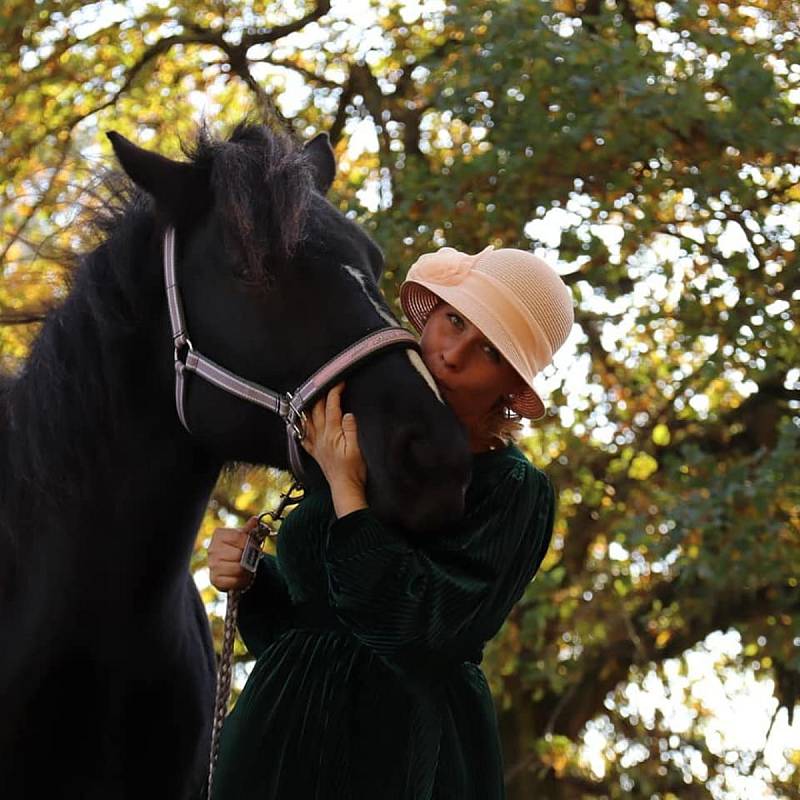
408, 436, 436, 473
386, 424, 470, 532
392, 426, 435, 476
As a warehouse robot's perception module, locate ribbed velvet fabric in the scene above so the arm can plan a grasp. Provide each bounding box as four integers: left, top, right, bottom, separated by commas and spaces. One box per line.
211, 444, 555, 799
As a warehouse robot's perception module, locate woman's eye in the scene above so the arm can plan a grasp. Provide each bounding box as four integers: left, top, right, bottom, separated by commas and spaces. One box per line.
447, 313, 464, 329
484, 345, 501, 363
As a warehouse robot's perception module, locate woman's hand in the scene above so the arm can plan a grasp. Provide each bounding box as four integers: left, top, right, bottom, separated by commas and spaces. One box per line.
301, 382, 368, 518
208, 516, 259, 592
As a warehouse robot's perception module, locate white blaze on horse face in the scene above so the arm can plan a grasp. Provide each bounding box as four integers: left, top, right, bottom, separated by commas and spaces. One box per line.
407, 349, 443, 403
341, 263, 443, 403
341, 264, 396, 328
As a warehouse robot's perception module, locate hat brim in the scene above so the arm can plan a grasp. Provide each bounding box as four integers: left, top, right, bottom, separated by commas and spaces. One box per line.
399, 280, 547, 420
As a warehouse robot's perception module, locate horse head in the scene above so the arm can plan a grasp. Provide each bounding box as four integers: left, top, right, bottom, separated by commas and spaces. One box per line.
108, 123, 471, 532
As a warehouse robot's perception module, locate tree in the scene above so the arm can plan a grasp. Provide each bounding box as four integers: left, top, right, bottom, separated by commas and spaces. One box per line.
2, 1, 798, 796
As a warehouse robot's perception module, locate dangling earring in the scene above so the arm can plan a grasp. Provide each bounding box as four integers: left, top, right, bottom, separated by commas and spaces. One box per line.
504, 393, 522, 421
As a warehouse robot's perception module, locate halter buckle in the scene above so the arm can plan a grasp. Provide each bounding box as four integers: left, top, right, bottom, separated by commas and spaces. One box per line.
285, 392, 308, 440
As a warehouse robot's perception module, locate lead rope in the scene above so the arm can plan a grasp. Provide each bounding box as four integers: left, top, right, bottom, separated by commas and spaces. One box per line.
207, 481, 304, 800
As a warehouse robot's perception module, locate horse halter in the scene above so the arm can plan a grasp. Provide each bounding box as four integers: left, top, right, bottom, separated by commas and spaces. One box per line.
163, 226, 420, 480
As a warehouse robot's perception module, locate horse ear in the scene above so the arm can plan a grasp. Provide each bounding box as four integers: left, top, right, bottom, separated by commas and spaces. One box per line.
106, 131, 209, 220
304, 132, 336, 195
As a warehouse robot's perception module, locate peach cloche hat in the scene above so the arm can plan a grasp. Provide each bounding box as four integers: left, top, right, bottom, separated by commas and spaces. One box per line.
399, 245, 574, 420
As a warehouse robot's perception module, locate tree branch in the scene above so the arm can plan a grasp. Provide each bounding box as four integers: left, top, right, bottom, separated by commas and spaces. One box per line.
252, 55, 341, 90
17, 5, 328, 154
240, 0, 332, 50
0, 312, 50, 326
329, 81, 354, 146
547, 581, 799, 739
0, 139, 72, 268
617, 0, 658, 27
226, 50, 288, 128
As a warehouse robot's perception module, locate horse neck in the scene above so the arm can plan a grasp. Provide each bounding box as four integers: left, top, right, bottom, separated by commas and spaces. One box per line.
2, 211, 222, 588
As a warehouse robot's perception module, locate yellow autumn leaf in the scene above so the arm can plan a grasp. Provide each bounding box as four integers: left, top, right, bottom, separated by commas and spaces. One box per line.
628, 452, 659, 480
652, 423, 671, 446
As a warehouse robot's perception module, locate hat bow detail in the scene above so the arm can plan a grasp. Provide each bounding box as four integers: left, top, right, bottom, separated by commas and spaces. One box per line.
410, 245, 494, 287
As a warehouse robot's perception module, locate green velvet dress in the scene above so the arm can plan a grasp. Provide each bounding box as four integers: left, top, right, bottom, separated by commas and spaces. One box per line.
212, 443, 555, 800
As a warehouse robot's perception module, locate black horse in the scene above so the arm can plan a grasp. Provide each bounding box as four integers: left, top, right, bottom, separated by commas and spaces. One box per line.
0, 122, 471, 799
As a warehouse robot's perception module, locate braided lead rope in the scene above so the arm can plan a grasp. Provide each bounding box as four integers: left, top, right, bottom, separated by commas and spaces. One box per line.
207, 583, 247, 799
207, 484, 303, 799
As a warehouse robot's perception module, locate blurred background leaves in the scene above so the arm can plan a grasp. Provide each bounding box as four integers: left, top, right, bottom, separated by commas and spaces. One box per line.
1, 1, 798, 796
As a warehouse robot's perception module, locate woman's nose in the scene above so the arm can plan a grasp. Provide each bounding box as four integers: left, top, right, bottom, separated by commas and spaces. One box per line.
442, 340, 469, 370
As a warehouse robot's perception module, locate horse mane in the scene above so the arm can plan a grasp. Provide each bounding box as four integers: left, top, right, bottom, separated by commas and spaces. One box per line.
187, 121, 315, 285
0, 120, 314, 507
1, 183, 152, 496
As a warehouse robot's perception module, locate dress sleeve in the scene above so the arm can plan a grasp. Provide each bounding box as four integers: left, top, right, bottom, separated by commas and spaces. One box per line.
324, 461, 555, 675
237, 553, 293, 658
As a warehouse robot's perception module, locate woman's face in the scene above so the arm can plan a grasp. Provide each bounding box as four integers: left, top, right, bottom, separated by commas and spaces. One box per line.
419, 302, 525, 430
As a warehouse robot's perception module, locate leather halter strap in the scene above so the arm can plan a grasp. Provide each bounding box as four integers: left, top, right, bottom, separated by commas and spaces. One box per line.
163, 226, 420, 479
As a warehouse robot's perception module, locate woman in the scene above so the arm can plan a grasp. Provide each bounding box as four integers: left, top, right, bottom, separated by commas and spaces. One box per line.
208, 245, 574, 799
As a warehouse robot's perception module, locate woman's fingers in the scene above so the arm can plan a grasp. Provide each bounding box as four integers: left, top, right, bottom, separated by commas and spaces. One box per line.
325, 382, 344, 424
302, 383, 344, 452
299, 382, 356, 476
311, 382, 345, 429
209, 525, 255, 587
212, 543, 246, 564
210, 527, 249, 553
311, 392, 326, 427
211, 561, 250, 579
300, 404, 318, 453
341, 410, 357, 435
211, 518, 261, 556
305, 395, 326, 445
208, 517, 266, 591
212, 574, 250, 591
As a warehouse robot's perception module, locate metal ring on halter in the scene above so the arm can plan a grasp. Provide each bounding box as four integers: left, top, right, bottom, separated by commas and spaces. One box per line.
173, 336, 194, 364
285, 392, 308, 440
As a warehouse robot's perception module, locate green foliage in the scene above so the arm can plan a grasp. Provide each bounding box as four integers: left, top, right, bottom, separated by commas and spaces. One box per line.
2, 1, 799, 797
